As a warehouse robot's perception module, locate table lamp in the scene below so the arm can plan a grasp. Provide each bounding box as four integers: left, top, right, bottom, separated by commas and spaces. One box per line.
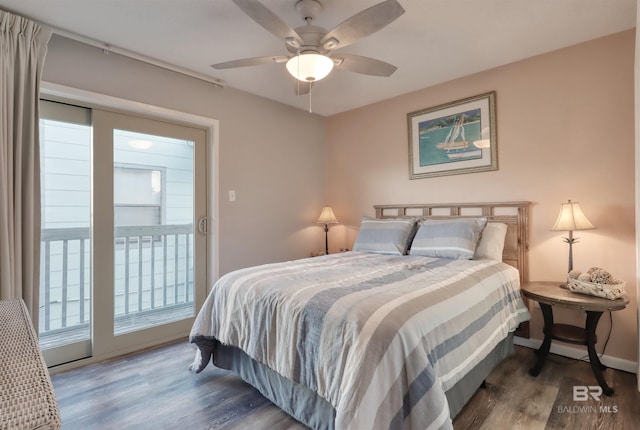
317, 206, 338, 255
551, 200, 595, 273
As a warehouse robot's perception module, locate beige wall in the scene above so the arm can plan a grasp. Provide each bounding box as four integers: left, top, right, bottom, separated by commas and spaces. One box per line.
327, 31, 637, 364
42, 35, 328, 276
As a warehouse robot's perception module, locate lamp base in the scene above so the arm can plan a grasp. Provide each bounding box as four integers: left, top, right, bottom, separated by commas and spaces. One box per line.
324, 223, 329, 255
563, 233, 577, 273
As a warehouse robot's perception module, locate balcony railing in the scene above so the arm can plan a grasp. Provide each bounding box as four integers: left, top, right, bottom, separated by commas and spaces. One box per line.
39, 224, 194, 346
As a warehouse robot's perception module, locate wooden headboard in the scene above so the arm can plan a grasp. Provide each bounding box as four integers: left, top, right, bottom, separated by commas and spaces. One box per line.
373, 201, 531, 284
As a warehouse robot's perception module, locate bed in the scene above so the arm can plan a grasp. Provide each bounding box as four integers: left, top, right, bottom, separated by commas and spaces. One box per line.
189, 201, 531, 430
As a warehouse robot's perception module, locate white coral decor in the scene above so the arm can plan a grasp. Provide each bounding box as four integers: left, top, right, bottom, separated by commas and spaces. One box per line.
587, 267, 613, 284
577, 273, 591, 282
568, 269, 582, 279
566, 266, 625, 300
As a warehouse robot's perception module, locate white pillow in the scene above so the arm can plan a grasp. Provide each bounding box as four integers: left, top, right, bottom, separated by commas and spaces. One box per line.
474, 222, 508, 261
409, 218, 487, 260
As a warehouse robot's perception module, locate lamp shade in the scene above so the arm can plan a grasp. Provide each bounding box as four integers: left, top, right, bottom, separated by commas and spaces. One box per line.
551, 200, 595, 231
286, 52, 334, 82
317, 206, 338, 224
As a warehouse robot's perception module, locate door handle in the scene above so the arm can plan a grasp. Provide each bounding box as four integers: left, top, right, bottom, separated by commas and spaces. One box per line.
198, 217, 208, 235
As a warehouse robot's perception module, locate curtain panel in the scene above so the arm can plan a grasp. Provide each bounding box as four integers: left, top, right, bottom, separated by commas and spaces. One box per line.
0, 10, 52, 328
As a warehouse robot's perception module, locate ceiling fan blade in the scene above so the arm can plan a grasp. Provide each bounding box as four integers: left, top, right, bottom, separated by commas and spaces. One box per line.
211, 56, 289, 69
320, 0, 405, 50
333, 54, 397, 77
293, 81, 313, 96
233, 0, 303, 47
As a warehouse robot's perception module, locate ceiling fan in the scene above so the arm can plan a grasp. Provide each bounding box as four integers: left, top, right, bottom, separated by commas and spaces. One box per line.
212, 0, 405, 95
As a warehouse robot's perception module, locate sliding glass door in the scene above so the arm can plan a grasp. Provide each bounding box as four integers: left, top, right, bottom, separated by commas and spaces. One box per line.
93, 110, 207, 358
39, 102, 208, 366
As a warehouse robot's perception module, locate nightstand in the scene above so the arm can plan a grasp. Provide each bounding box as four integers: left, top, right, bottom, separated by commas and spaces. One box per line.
520, 281, 629, 396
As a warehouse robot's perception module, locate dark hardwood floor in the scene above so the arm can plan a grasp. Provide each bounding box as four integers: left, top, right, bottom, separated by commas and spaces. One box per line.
50, 341, 640, 429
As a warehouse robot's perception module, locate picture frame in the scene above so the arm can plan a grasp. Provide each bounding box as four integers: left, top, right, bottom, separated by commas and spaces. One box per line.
407, 91, 497, 179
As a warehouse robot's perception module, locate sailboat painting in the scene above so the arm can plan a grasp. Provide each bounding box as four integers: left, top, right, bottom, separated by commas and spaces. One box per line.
421, 109, 482, 164
408, 92, 497, 179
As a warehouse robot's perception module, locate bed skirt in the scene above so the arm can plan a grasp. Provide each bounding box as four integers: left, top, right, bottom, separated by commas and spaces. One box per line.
211, 332, 515, 429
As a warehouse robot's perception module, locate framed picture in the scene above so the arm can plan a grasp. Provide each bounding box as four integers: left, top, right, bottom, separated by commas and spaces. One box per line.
407, 91, 497, 179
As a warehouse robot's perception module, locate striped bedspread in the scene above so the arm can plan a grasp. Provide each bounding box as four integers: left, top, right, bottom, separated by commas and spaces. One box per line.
190, 252, 530, 430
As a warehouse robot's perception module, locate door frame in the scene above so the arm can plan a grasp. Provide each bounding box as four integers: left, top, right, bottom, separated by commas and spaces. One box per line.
41, 82, 219, 372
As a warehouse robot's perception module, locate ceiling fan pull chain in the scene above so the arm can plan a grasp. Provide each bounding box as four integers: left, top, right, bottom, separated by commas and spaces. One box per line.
309, 82, 312, 113
297, 52, 300, 96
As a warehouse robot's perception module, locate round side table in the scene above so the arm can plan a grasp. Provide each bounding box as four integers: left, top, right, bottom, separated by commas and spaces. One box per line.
521, 281, 628, 396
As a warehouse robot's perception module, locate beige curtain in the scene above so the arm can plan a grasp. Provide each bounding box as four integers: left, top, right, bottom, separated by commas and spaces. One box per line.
0, 10, 52, 328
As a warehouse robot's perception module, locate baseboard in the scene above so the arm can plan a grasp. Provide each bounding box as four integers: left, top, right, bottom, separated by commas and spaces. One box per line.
514, 336, 638, 374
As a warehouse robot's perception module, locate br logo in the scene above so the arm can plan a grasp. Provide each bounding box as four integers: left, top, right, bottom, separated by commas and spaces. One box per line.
573, 385, 603, 401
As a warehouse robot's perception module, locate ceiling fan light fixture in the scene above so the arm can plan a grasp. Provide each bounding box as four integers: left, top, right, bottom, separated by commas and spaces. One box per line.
286, 52, 334, 82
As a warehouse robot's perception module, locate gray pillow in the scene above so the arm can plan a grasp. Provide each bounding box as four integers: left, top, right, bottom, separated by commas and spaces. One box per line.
353, 217, 418, 255
410, 218, 487, 260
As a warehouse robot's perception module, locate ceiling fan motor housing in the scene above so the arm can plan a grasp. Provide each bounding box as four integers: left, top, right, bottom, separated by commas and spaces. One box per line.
295, 0, 323, 22
294, 24, 329, 52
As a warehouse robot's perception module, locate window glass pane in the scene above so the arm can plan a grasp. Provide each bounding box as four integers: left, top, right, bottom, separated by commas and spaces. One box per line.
113, 129, 194, 335
115, 206, 160, 226
114, 167, 162, 206
39, 100, 92, 349
114, 165, 163, 229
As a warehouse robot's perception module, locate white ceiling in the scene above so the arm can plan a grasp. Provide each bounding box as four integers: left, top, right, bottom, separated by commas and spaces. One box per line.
0, 0, 636, 116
